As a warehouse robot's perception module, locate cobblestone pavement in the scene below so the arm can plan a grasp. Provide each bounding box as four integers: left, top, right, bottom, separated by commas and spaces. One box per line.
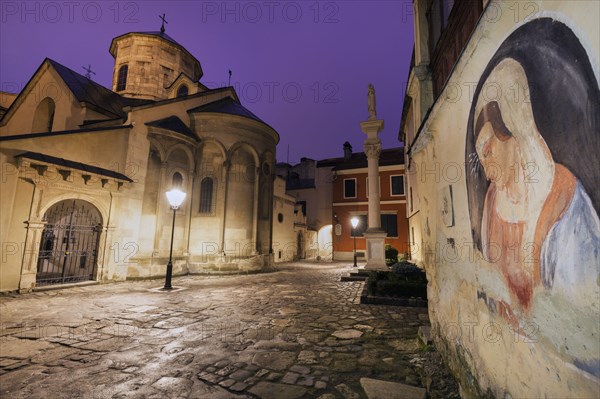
0, 262, 458, 398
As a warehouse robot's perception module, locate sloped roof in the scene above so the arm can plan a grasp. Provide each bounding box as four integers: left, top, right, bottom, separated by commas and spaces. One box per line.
145, 116, 196, 139
188, 96, 265, 124
110, 31, 182, 54
317, 147, 405, 170
138, 31, 181, 46
48, 59, 152, 118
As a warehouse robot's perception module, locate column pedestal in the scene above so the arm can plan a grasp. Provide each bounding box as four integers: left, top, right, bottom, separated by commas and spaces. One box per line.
364, 229, 388, 270
20, 220, 45, 292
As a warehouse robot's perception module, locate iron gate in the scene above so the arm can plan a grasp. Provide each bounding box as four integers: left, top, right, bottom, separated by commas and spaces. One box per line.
36, 199, 102, 286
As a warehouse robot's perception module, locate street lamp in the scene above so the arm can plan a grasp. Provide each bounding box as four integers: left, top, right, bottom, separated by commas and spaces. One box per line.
164, 188, 186, 290
351, 217, 359, 267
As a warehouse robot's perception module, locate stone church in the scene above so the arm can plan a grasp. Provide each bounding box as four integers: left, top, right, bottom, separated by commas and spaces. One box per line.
0, 29, 280, 292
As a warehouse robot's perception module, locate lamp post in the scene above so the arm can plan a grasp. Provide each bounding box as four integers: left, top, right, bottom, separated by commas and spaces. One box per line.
351, 217, 359, 267
164, 188, 186, 290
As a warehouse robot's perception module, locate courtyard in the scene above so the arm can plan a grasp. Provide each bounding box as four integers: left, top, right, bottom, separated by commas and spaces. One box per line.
0, 262, 457, 398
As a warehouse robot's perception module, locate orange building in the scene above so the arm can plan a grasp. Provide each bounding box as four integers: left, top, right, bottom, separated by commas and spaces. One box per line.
317, 144, 408, 262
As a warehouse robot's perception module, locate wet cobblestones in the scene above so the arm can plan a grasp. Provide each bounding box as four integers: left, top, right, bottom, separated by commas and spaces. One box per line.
0, 262, 458, 398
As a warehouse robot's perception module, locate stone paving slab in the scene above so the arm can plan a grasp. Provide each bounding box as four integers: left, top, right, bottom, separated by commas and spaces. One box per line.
0, 262, 457, 398
249, 381, 307, 399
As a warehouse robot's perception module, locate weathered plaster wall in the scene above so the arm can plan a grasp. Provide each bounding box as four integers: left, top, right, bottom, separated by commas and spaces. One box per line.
0, 152, 31, 291
272, 176, 297, 262
315, 166, 334, 230
413, 2, 600, 397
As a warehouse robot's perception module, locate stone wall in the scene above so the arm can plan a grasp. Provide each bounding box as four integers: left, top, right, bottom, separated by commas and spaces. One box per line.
409, 1, 600, 397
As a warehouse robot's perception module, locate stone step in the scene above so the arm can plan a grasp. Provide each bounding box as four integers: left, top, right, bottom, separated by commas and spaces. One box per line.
340, 275, 368, 282
33, 281, 99, 292
340, 269, 370, 282
360, 378, 426, 399
188, 256, 267, 274
188, 262, 240, 273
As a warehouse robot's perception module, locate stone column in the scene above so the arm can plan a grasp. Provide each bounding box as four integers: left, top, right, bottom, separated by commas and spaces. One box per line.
251, 166, 260, 255
153, 162, 168, 257
183, 169, 195, 266
220, 160, 231, 258
19, 219, 46, 292
361, 119, 388, 270
99, 224, 116, 281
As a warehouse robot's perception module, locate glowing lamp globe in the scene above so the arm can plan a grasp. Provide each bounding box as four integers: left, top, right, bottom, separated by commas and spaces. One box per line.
166, 188, 186, 208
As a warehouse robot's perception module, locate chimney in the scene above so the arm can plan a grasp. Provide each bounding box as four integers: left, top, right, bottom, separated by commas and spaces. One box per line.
343, 141, 352, 160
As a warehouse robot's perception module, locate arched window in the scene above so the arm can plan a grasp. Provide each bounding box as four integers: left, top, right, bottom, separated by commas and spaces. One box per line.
199, 177, 214, 214
177, 85, 189, 97
116, 65, 128, 91
172, 172, 183, 188
32, 97, 55, 132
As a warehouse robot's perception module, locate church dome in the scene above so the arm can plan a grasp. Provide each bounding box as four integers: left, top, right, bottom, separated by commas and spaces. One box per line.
109, 31, 202, 101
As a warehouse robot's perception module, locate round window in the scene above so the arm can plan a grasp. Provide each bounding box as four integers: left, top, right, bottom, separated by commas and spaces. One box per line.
277, 213, 284, 223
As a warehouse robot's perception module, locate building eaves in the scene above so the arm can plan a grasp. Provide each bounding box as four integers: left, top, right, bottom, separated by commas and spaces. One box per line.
188, 96, 265, 124
0, 124, 132, 142
17, 151, 133, 182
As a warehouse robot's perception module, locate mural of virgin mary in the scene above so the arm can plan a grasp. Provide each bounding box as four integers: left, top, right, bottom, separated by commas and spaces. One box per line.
466, 18, 599, 376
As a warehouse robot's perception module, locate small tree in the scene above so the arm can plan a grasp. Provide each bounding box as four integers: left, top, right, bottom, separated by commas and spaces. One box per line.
385, 244, 399, 266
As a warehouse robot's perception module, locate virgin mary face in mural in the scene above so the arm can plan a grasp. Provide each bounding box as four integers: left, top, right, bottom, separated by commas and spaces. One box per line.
472, 58, 559, 310
466, 18, 600, 317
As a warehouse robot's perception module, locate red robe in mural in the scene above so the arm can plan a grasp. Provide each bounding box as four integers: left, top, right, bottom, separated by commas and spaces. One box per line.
482, 165, 600, 311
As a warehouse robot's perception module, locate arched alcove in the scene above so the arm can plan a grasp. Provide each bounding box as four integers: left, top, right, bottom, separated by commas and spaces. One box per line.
177, 84, 189, 97
32, 97, 55, 133
317, 225, 333, 261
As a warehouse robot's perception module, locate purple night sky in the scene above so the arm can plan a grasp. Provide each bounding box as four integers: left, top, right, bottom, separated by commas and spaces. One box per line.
1, 1, 414, 163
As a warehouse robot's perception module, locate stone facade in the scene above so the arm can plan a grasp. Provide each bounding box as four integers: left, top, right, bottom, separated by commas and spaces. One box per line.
401, 1, 599, 398
0, 31, 279, 292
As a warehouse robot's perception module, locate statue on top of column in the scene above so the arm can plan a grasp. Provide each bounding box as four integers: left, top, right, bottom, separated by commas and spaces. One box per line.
368, 83, 377, 120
